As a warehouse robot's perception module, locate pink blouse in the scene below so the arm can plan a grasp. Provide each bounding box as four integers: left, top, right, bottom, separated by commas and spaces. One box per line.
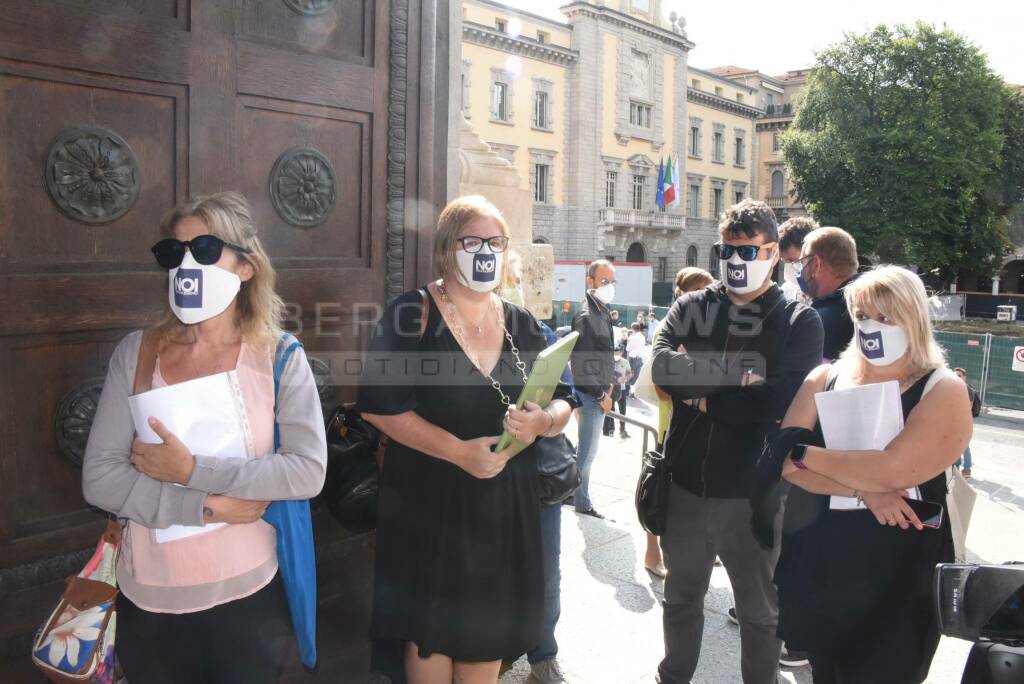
116, 343, 279, 613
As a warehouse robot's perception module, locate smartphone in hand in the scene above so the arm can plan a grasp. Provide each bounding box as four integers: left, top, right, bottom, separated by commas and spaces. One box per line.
905, 499, 944, 529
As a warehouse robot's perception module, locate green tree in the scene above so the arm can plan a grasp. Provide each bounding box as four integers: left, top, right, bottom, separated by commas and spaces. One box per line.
782, 23, 1024, 283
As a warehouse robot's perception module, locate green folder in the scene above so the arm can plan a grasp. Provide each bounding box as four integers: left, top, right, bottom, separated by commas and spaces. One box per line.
496, 331, 580, 457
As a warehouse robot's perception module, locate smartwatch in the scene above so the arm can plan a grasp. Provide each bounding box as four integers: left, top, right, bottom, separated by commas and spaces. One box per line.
790, 444, 810, 470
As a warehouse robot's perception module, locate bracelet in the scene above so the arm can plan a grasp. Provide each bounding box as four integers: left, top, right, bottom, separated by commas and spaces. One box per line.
542, 408, 555, 437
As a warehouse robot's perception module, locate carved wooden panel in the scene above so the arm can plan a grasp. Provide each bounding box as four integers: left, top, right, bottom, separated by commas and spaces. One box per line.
241, 0, 373, 63
0, 333, 123, 566
0, 61, 186, 274
0, 0, 447, 676
238, 97, 371, 265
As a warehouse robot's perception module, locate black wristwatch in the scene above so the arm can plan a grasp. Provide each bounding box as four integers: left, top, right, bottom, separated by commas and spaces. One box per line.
790, 444, 809, 470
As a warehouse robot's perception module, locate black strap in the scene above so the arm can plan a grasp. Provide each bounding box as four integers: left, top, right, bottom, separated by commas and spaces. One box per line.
418, 287, 431, 341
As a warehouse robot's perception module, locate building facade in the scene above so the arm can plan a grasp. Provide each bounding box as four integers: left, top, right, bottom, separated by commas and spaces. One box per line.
460, 0, 698, 292
683, 67, 762, 279
711, 66, 809, 222
459, 1, 779, 294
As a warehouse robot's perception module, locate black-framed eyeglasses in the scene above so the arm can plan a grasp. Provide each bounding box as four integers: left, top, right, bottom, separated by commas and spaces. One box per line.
713, 242, 777, 262
596, 277, 617, 286
456, 235, 510, 253
151, 235, 252, 270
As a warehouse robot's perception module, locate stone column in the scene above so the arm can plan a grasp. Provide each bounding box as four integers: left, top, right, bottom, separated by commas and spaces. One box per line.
458, 118, 554, 319
992, 275, 1001, 295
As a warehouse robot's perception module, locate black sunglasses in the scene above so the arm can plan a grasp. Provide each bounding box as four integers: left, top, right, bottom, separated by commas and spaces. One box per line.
713, 242, 777, 262
456, 235, 510, 254
151, 235, 251, 270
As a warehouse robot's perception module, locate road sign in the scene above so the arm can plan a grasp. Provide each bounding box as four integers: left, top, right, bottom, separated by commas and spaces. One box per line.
1013, 346, 1024, 373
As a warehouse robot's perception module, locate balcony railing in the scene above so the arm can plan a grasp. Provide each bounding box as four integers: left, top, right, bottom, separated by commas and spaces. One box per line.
599, 208, 684, 229
764, 104, 793, 117
765, 196, 785, 209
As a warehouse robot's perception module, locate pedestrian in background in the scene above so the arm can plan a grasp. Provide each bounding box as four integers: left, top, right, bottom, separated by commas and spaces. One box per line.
569, 260, 617, 520
626, 322, 646, 398
954, 367, 981, 478
603, 346, 632, 439
777, 217, 819, 303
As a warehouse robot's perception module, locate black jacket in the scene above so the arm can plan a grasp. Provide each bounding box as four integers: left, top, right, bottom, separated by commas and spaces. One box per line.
651, 283, 823, 498
811, 274, 858, 362
570, 292, 615, 399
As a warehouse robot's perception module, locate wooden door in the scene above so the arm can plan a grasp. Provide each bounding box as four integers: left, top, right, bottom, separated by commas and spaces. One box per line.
0, 0, 447, 675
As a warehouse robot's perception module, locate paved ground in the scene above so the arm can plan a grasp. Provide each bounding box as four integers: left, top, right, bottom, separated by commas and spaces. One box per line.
499, 399, 1024, 684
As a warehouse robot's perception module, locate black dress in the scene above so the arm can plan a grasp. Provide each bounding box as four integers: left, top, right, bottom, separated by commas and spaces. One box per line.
356, 288, 572, 662
776, 370, 955, 684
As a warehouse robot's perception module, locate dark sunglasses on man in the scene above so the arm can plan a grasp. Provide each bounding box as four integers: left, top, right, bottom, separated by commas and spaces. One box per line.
713, 242, 777, 262
151, 235, 252, 270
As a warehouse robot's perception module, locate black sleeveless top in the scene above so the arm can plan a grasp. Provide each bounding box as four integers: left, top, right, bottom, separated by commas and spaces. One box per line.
775, 370, 954, 681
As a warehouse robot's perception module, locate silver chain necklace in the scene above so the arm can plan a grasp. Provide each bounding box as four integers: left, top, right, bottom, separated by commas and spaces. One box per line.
438, 279, 528, 406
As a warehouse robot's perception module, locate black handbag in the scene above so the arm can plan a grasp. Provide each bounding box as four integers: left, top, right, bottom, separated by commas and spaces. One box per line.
534, 433, 581, 506
635, 448, 671, 535
320, 404, 383, 533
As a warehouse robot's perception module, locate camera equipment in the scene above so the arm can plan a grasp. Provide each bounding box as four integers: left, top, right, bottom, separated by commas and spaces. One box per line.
935, 562, 1024, 683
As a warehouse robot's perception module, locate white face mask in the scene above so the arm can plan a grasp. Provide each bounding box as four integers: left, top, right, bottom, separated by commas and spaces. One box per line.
855, 319, 909, 366
168, 252, 242, 325
593, 283, 615, 305
783, 261, 799, 286
721, 252, 775, 295
455, 245, 504, 293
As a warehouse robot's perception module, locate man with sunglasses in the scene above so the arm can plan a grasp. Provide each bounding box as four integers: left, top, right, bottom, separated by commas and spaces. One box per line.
568, 259, 617, 519
651, 200, 823, 684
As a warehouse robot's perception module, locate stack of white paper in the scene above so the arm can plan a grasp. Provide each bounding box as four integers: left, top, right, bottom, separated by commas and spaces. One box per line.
129, 371, 249, 543
814, 380, 917, 510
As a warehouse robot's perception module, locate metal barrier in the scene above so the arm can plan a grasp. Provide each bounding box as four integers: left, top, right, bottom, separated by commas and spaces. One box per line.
608, 411, 660, 455
934, 331, 1024, 411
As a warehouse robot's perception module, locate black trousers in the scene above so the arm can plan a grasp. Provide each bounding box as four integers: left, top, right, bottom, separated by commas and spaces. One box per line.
603, 386, 628, 433
116, 573, 293, 684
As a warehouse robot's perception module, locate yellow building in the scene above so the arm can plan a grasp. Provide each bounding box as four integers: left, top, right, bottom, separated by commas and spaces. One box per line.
461, 1, 576, 210
683, 67, 761, 277
711, 66, 809, 221
459, 0, 696, 289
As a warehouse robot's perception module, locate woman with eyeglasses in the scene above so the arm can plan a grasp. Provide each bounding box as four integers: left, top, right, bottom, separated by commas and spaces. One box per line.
82, 192, 327, 683
357, 195, 576, 684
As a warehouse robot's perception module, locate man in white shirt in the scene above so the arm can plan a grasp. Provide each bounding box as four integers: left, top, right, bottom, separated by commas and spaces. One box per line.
625, 323, 646, 398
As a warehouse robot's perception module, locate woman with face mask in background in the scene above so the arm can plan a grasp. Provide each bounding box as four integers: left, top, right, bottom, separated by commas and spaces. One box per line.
81, 192, 327, 683
358, 196, 576, 684
767, 265, 973, 683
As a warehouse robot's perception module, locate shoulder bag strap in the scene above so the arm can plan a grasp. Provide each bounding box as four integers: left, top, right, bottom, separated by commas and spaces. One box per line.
273, 333, 304, 451
418, 287, 431, 341
133, 329, 161, 395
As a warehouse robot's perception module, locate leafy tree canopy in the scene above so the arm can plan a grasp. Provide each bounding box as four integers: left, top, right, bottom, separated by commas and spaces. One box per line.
782, 23, 1024, 282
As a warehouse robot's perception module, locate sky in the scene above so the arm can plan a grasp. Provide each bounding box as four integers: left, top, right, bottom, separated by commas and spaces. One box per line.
506, 0, 1024, 84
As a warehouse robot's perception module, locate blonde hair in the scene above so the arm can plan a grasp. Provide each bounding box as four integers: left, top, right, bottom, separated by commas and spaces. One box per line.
502, 249, 523, 289
674, 267, 714, 298
156, 192, 284, 349
839, 265, 946, 372
433, 195, 511, 286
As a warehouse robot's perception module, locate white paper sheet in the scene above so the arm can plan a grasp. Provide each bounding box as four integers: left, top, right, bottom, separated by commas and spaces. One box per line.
814, 380, 916, 510
129, 370, 249, 543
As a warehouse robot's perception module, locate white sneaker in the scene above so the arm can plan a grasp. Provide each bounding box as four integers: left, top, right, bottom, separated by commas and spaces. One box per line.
528, 658, 567, 683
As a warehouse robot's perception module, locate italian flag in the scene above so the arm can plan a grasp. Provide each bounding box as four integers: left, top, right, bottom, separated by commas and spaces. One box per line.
663, 155, 680, 208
